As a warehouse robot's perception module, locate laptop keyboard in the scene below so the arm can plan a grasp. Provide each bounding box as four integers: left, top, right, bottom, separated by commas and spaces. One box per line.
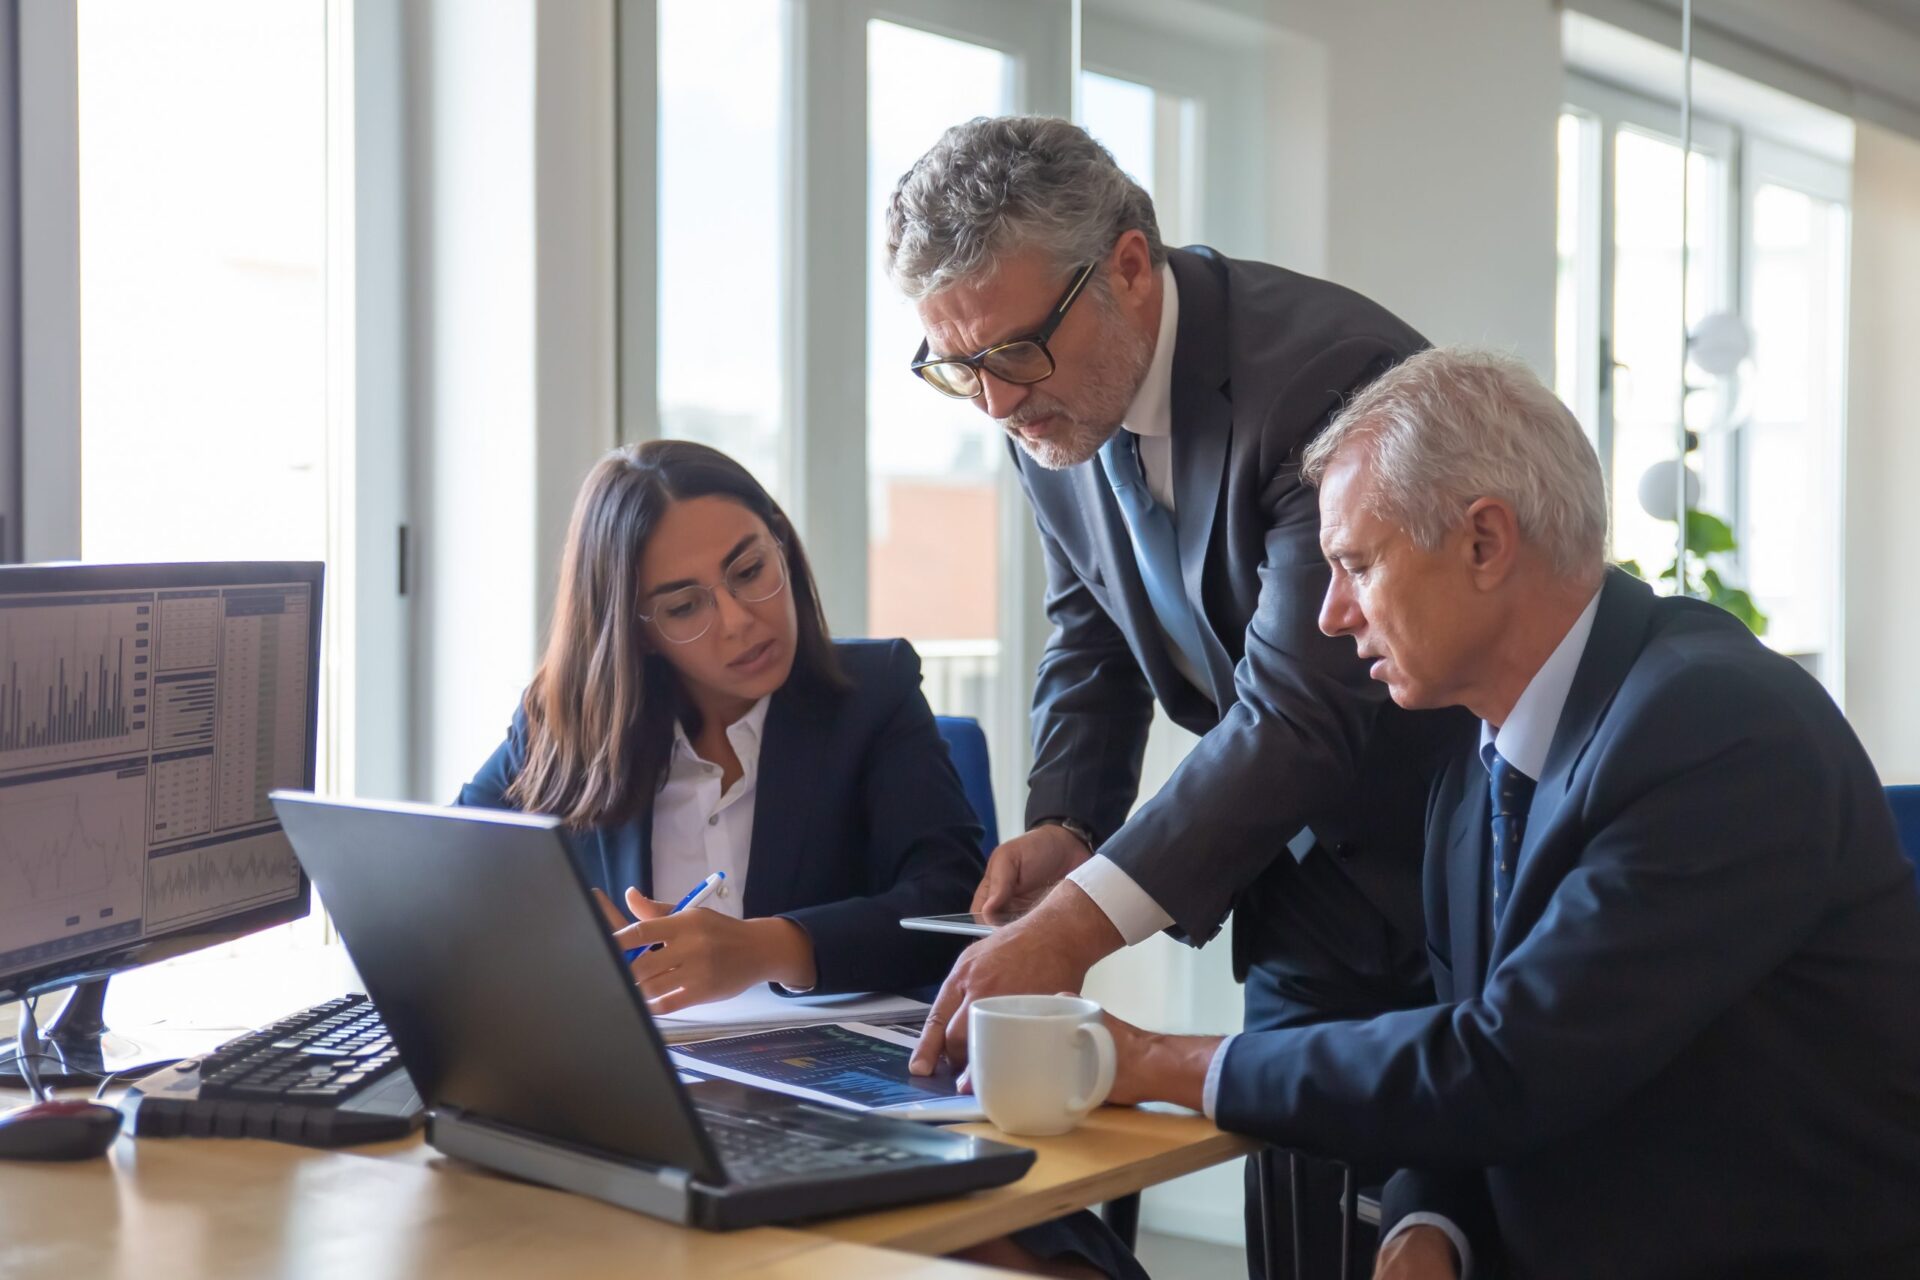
697, 1103, 928, 1183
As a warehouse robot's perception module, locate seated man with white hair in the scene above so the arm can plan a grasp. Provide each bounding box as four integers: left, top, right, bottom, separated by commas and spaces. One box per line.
1092, 346, 1920, 1278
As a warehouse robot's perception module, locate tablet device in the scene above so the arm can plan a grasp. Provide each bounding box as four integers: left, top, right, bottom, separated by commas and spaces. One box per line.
898, 910, 1025, 938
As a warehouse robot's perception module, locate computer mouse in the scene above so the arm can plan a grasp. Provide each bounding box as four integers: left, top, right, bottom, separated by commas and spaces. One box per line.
0, 1099, 124, 1161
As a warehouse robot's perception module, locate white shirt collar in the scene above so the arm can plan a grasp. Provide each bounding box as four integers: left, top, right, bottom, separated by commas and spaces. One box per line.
1120, 265, 1178, 440
1479, 589, 1603, 781
670, 695, 772, 775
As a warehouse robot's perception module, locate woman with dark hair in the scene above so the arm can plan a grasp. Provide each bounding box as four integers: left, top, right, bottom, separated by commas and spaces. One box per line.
457, 439, 982, 1008
461, 440, 1142, 1280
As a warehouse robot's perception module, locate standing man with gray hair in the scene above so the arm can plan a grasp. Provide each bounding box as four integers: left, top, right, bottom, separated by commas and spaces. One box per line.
888, 115, 1470, 1275
1088, 346, 1920, 1278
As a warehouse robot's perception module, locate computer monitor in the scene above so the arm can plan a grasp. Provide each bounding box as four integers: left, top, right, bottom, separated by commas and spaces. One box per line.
0, 561, 323, 1085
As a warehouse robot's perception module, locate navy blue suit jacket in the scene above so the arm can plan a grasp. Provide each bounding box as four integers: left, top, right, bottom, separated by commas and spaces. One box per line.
1016, 245, 1472, 1010
456, 639, 983, 996
1214, 570, 1920, 1277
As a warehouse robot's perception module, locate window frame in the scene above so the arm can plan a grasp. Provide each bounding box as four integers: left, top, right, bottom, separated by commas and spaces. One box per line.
1562, 71, 1851, 682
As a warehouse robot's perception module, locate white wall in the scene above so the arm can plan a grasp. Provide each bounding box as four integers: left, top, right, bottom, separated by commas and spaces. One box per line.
1844, 121, 1920, 783
1271, 0, 1563, 373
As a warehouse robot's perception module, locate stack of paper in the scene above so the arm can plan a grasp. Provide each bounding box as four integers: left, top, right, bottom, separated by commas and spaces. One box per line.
651, 986, 929, 1044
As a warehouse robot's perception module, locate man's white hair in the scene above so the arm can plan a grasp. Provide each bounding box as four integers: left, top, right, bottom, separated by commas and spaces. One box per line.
1301, 347, 1608, 579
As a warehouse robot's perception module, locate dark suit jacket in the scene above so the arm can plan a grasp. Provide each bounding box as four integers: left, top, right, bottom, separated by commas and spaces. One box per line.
456, 639, 983, 996
1017, 245, 1471, 1010
1214, 570, 1920, 1278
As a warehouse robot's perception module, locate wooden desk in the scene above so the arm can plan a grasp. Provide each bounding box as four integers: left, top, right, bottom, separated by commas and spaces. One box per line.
0, 1092, 1253, 1277
0, 1129, 1012, 1279
813, 1105, 1258, 1256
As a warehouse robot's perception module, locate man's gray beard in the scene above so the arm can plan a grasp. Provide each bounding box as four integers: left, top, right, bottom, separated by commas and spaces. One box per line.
1005, 314, 1155, 471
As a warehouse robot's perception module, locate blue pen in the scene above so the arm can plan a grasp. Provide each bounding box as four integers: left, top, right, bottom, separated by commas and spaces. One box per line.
622, 871, 727, 963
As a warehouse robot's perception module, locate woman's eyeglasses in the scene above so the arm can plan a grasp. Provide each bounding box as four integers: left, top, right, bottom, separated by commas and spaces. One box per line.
909, 261, 1098, 400
639, 537, 789, 644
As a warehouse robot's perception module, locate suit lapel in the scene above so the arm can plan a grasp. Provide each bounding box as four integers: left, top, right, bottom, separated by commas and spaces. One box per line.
1167, 249, 1236, 704
637, 804, 655, 899
1492, 568, 1659, 960
1441, 755, 1494, 995
743, 691, 806, 919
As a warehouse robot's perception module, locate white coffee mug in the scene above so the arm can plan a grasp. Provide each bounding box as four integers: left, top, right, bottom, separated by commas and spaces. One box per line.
968, 994, 1116, 1137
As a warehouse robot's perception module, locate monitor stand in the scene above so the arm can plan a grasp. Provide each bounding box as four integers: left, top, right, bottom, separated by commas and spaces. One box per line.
0, 977, 176, 1088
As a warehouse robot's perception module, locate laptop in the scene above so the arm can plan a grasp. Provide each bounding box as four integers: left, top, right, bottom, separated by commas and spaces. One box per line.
268, 792, 1035, 1230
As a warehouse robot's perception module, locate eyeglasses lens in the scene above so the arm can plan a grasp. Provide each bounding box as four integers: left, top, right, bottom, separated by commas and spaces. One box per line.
981, 341, 1052, 384
920, 362, 981, 399
649, 541, 789, 643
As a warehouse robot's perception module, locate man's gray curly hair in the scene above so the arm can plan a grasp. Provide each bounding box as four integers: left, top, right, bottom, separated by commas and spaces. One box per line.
885, 115, 1167, 300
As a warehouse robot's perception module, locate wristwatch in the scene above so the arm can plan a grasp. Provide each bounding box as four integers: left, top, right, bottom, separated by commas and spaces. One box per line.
1035, 817, 1097, 856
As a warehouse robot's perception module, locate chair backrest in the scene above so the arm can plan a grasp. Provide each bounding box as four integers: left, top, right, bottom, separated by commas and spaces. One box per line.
1886, 785, 1920, 874
935, 715, 998, 857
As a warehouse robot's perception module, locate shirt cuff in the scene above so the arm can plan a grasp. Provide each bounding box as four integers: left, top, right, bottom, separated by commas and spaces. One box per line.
1382, 1212, 1473, 1279
1200, 1033, 1237, 1119
1066, 855, 1175, 946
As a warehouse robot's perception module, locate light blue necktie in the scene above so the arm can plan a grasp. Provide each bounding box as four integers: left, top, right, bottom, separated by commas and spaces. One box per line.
1099, 431, 1210, 683
1487, 749, 1536, 929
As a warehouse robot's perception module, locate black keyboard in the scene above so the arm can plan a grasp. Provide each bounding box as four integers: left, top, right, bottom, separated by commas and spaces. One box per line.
698, 1104, 926, 1184
121, 994, 424, 1148
197, 993, 403, 1103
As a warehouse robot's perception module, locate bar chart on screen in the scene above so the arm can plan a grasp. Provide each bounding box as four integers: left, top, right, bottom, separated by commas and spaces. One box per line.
0, 593, 152, 773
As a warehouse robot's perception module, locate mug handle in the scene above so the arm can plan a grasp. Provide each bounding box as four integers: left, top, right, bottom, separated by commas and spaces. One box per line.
1067, 1021, 1117, 1117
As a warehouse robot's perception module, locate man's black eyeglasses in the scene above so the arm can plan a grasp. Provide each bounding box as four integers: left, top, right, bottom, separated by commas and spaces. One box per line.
909, 261, 1098, 400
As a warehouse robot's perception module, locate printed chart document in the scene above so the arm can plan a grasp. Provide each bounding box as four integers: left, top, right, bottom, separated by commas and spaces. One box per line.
651, 986, 929, 1045
670, 1020, 982, 1120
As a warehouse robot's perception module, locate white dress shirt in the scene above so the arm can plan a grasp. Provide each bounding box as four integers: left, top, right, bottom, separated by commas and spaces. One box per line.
649, 696, 770, 918
1202, 587, 1604, 1278
1477, 589, 1602, 781
1064, 265, 1188, 945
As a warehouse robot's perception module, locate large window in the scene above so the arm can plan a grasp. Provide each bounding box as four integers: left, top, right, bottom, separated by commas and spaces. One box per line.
1557, 76, 1849, 682
656, 0, 786, 499
1080, 71, 1202, 247
77, 1, 329, 566
1740, 149, 1849, 658
864, 20, 1014, 741
627, 3, 1272, 836
63, 1, 346, 980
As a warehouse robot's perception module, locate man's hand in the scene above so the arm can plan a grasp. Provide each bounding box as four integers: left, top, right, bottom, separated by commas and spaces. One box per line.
1095, 1009, 1218, 1111
592, 886, 816, 1014
971, 824, 1094, 917
1373, 1225, 1460, 1280
910, 880, 1121, 1075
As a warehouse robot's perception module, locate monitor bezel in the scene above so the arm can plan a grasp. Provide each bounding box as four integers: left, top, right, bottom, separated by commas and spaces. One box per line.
0, 560, 324, 999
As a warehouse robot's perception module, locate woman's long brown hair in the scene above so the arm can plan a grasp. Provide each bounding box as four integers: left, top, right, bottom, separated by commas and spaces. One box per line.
507, 441, 848, 828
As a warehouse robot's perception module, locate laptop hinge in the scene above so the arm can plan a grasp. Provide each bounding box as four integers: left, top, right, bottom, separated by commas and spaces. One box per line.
429, 1108, 696, 1223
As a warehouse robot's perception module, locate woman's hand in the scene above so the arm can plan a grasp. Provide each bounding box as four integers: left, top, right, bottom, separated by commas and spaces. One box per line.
593, 886, 817, 1014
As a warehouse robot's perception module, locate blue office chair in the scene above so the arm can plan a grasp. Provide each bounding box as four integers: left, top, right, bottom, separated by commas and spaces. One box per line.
934, 715, 998, 856
1886, 785, 1920, 874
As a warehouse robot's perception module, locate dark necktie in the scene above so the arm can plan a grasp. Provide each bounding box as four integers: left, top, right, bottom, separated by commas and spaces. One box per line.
1488, 750, 1536, 928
